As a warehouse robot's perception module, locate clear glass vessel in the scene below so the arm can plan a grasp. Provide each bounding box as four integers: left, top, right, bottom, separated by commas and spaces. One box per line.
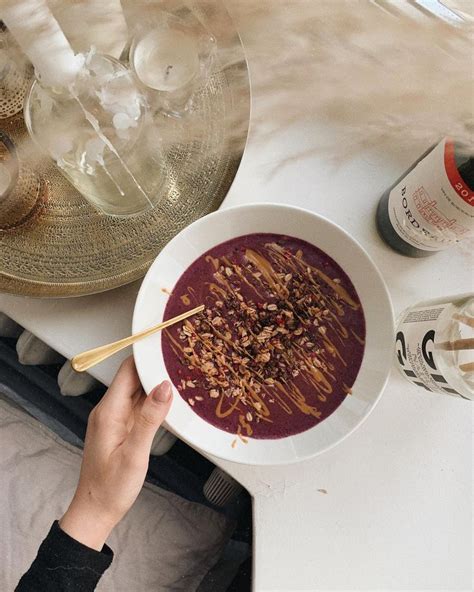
129, 12, 216, 118
0, 130, 46, 231
24, 53, 164, 216
395, 294, 474, 401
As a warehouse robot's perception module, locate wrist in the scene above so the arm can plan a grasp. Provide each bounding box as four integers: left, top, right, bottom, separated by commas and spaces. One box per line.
60, 496, 117, 551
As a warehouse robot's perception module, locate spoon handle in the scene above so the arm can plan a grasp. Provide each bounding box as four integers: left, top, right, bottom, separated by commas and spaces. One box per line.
71, 304, 204, 373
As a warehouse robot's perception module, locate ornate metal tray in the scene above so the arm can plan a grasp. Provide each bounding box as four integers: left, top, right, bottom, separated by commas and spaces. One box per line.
0, 4, 249, 297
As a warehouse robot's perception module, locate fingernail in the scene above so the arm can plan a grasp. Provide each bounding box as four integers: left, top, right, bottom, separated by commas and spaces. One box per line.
152, 381, 171, 403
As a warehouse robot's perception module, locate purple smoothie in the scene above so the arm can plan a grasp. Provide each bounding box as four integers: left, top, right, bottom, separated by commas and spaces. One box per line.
162, 233, 365, 440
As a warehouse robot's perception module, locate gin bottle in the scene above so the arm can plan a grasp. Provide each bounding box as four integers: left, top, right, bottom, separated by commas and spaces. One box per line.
395, 294, 474, 401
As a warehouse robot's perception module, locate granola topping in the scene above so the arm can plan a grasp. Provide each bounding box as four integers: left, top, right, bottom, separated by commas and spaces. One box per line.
163, 234, 365, 439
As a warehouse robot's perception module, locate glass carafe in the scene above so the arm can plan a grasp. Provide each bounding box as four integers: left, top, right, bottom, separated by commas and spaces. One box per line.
24, 52, 164, 216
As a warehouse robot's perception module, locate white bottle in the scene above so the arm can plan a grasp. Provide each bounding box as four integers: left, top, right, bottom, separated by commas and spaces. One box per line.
395, 294, 474, 401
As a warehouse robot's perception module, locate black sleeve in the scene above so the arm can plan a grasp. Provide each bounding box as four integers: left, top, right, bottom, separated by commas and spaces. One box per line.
16, 521, 113, 592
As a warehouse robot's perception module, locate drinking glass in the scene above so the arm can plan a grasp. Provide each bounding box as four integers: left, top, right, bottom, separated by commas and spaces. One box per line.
129, 12, 216, 118
24, 53, 164, 217
0, 130, 46, 231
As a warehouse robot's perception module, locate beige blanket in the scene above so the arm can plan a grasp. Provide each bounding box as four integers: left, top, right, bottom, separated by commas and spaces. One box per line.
0, 396, 231, 591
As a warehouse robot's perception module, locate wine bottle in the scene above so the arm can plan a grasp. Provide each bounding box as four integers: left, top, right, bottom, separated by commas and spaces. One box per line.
376, 138, 474, 257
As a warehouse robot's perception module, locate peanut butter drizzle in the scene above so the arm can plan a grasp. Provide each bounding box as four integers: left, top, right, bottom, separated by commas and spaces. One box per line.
305, 363, 333, 394
236, 426, 249, 444
300, 369, 329, 401
266, 246, 348, 323
222, 256, 262, 296
205, 255, 220, 271
167, 328, 246, 418
292, 344, 333, 393
322, 335, 347, 367
183, 321, 274, 420
266, 246, 334, 306
165, 331, 198, 366
328, 311, 349, 340
269, 243, 359, 310
314, 269, 359, 309
351, 330, 365, 345
166, 239, 364, 430
245, 249, 289, 298
278, 381, 322, 418
208, 283, 228, 300
216, 393, 242, 418
168, 319, 280, 420
239, 414, 253, 436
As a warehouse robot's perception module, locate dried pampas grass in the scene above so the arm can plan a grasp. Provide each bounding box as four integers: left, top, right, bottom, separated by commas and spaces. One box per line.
224, 0, 474, 159
2, 0, 472, 163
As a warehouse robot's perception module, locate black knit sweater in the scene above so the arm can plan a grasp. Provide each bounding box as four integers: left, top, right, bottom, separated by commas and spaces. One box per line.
16, 521, 113, 591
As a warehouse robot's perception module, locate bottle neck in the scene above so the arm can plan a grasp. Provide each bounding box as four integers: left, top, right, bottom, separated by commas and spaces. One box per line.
457, 157, 474, 191
454, 143, 474, 190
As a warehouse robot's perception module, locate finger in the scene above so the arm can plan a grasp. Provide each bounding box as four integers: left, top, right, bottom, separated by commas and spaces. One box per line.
126, 387, 146, 432
125, 381, 172, 456
131, 387, 143, 408
100, 357, 141, 419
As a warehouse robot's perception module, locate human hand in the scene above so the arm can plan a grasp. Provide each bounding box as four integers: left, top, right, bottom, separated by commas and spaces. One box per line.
60, 357, 172, 550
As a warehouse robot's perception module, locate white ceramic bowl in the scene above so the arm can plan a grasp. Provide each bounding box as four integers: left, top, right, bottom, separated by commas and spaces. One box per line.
133, 204, 394, 465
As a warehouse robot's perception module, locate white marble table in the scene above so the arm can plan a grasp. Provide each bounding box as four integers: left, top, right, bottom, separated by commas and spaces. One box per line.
1, 120, 472, 591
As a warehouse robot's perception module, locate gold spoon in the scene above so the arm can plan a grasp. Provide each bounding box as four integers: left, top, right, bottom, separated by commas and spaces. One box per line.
71, 304, 204, 373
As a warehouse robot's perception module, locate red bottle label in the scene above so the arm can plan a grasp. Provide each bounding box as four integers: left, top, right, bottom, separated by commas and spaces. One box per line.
388, 139, 474, 251
444, 140, 474, 206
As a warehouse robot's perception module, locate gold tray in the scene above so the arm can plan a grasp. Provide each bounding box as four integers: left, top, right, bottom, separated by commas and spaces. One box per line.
0, 4, 249, 298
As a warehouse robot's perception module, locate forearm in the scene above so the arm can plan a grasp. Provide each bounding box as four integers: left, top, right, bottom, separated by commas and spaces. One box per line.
16, 521, 113, 592
59, 496, 117, 551
16, 362, 170, 591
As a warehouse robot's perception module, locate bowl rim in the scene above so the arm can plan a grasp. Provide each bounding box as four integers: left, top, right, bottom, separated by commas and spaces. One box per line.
133, 202, 394, 465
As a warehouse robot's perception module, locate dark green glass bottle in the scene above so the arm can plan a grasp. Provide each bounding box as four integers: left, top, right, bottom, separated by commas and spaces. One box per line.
376, 139, 474, 257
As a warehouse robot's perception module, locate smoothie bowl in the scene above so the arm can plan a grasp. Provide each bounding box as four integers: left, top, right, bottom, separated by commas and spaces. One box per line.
133, 204, 393, 465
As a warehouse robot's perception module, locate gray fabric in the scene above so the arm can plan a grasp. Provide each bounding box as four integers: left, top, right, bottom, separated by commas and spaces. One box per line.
58, 361, 101, 397
197, 539, 250, 592
16, 331, 64, 365
0, 386, 84, 448
0, 396, 232, 591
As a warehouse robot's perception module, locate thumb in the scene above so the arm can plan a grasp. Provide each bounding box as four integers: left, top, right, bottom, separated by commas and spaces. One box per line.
126, 381, 172, 456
